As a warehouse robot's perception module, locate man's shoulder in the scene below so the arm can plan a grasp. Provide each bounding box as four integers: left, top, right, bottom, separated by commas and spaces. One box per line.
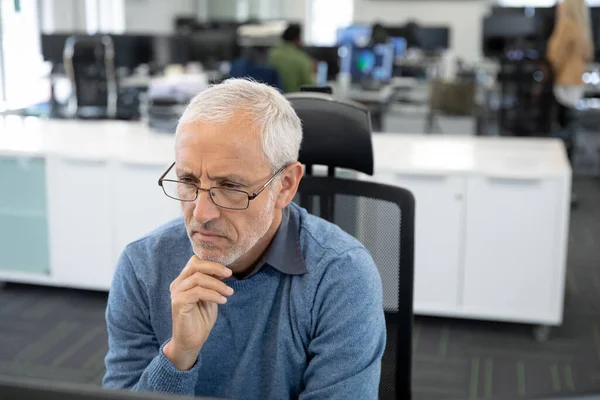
119, 217, 190, 279
291, 203, 375, 275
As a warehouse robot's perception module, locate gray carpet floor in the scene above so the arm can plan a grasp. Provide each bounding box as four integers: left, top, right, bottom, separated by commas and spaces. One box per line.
0, 178, 599, 400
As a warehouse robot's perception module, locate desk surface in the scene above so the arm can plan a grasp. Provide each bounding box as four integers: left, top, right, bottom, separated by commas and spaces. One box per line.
0, 117, 570, 178
373, 134, 571, 178
328, 82, 395, 104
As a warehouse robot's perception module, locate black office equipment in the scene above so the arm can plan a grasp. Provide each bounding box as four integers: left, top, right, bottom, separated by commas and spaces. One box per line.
286, 92, 415, 400
131, 35, 154, 67
209, 20, 242, 30
385, 25, 420, 49
188, 29, 239, 67
152, 35, 190, 67
303, 46, 340, 80
418, 27, 450, 52
0, 375, 219, 400
41, 33, 72, 63
63, 35, 118, 119
109, 34, 141, 69
300, 85, 333, 94
174, 16, 200, 33
482, 14, 542, 57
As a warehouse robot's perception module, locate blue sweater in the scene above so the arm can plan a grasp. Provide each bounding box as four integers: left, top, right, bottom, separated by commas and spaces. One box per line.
103, 203, 386, 399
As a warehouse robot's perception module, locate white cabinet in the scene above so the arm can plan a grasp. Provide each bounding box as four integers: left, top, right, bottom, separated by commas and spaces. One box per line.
372, 173, 466, 315
46, 157, 114, 290
112, 162, 182, 264
461, 176, 564, 324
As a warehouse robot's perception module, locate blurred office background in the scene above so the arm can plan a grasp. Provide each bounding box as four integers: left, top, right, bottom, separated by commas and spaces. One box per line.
1, 0, 600, 399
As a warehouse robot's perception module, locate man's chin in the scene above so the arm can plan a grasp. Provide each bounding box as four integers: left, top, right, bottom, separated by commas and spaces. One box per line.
192, 245, 237, 266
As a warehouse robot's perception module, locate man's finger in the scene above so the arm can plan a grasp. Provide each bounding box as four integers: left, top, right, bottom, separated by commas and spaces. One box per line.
171, 256, 232, 291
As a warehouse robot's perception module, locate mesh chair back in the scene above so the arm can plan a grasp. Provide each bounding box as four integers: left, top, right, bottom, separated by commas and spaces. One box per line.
294, 175, 415, 400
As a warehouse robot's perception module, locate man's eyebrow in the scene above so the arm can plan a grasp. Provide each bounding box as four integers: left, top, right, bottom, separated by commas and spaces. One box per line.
175, 168, 198, 178
175, 168, 248, 183
208, 173, 248, 183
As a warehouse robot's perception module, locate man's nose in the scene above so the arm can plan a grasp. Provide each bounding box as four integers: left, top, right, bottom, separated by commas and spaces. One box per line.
192, 189, 220, 224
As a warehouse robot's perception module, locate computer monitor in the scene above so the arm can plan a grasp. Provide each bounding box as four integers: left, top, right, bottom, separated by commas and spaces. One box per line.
341, 43, 394, 82
336, 25, 372, 46
41, 33, 72, 63
0, 375, 220, 400
418, 27, 450, 52
152, 35, 190, 67
110, 34, 140, 69
390, 37, 407, 57
188, 29, 239, 67
482, 14, 542, 57
303, 46, 340, 80
316, 61, 328, 86
174, 16, 200, 33
132, 35, 154, 66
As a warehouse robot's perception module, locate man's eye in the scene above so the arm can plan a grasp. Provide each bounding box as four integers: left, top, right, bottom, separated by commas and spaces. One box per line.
221, 182, 240, 190
179, 177, 194, 183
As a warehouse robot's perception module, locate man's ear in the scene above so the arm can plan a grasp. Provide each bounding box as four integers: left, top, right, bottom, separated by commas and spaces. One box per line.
275, 162, 304, 209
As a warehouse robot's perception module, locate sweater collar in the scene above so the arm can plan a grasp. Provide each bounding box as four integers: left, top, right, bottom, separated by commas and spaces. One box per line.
225, 205, 307, 282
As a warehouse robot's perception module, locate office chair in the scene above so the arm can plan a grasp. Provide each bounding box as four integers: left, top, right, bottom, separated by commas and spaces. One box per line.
286, 92, 415, 400
63, 35, 118, 119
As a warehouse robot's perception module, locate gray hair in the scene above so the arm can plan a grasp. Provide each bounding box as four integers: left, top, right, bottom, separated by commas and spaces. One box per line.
176, 78, 302, 171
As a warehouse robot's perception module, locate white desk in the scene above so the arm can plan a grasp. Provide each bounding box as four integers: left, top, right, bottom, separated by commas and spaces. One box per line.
0, 117, 571, 332
365, 134, 571, 334
0, 117, 178, 291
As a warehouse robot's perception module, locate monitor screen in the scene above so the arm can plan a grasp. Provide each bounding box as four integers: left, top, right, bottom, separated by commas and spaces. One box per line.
336, 25, 372, 46
343, 43, 394, 82
390, 37, 407, 57
303, 46, 340, 80
316, 61, 328, 86
418, 27, 450, 51
152, 35, 190, 66
482, 15, 543, 57
188, 29, 238, 66
41, 33, 71, 63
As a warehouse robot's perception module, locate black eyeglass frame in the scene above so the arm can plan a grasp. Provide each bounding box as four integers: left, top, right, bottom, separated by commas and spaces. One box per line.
157, 162, 289, 210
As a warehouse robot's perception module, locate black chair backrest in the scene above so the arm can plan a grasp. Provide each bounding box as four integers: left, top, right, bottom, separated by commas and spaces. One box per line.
63, 35, 118, 119
285, 92, 374, 177
286, 93, 415, 400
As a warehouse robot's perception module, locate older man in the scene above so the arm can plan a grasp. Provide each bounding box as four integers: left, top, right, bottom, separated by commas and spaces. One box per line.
102, 79, 386, 399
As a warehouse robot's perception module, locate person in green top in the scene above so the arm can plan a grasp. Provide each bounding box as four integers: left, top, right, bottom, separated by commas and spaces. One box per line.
268, 24, 315, 93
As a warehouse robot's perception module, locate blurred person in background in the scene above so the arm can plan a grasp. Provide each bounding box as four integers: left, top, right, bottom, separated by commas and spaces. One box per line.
547, 0, 594, 164
268, 24, 315, 93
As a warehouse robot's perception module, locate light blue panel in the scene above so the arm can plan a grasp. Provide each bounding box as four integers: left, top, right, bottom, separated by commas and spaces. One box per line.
0, 156, 49, 274
0, 214, 50, 274
0, 157, 47, 212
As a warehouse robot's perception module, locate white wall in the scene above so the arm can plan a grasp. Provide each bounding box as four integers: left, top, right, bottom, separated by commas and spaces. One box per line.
40, 0, 86, 32
353, 0, 492, 62
282, 0, 307, 22
123, 0, 196, 33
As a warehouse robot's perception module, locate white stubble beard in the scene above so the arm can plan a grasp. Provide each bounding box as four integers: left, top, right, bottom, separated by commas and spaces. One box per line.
186, 188, 276, 266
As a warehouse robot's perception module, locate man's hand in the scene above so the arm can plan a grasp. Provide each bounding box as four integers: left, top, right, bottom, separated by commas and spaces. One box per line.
163, 256, 234, 371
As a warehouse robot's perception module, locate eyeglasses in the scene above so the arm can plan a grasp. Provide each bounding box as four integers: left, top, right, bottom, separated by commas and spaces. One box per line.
158, 162, 288, 210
